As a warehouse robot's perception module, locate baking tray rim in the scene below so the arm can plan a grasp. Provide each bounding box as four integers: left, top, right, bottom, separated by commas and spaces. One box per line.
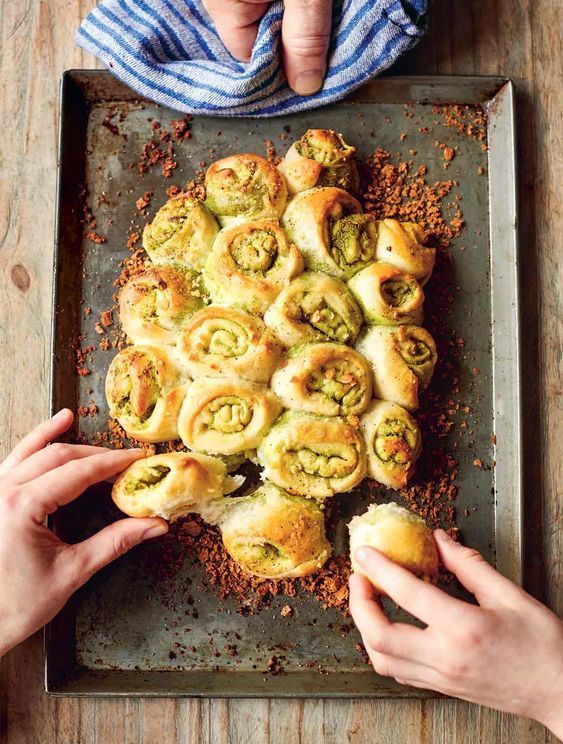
45, 72, 522, 697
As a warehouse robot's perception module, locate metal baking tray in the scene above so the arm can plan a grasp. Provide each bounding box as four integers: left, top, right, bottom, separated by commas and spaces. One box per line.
46, 72, 520, 697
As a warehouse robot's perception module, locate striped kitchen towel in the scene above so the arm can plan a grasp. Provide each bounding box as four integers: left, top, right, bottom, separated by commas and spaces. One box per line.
76, 0, 427, 117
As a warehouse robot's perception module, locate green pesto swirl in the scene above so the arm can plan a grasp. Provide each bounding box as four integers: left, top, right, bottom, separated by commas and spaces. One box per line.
328, 214, 377, 275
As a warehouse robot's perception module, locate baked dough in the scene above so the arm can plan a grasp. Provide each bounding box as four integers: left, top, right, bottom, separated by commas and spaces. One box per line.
176, 305, 282, 383
204, 153, 287, 227
105, 345, 189, 443
202, 220, 303, 315
119, 264, 205, 345
360, 399, 422, 489
271, 342, 372, 417
258, 410, 367, 499
348, 502, 439, 592
112, 451, 243, 520
219, 482, 331, 578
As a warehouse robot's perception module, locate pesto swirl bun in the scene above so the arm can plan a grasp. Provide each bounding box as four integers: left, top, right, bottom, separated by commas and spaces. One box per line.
105, 345, 189, 443
355, 325, 437, 411
202, 220, 304, 314
264, 271, 363, 347
374, 220, 436, 285
118, 264, 206, 345
257, 410, 367, 499
271, 342, 372, 417
348, 262, 424, 325
348, 502, 439, 592
142, 193, 219, 271
282, 187, 376, 280
360, 400, 422, 489
218, 482, 331, 578
177, 305, 282, 383
178, 377, 283, 455
279, 129, 360, 195
204, 153, 287, 226
112, 451, 243, 520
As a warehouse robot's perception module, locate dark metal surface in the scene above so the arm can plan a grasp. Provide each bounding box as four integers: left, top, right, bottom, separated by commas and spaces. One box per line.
46, 72, 520, 697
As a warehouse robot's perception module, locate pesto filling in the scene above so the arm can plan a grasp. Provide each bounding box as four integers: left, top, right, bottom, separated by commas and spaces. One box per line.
205, 162, 267, 217
297, 131, 347, 164
205, 321, 249, 358
145, 197, 197, 251
202, 396, 253, 433
299, 293, 352, 343
126, 465, 171, 493
229, 229, 278, 273
374, 419, 416, 464
306, 364, 363, 410
397, 338, 433, 376
329, 215, 376, 272
286, 443, 359, 479
381, 279, 415, 308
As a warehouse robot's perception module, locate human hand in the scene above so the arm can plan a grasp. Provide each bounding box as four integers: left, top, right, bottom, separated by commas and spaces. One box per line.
349, 530, 563, 737
0, 409, 168, 656
202, 0, 332, 95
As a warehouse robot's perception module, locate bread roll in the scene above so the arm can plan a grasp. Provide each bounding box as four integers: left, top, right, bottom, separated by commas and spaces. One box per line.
360, 400, 421, 489
105, 345, 189, 442
264, 271, 363, 347
202, 220, 303, 315
112, 451, 243, 520
177, 305, 282, 383
119, 264, 205, 345
374, 220, 436, 285
348, 262, 424, 325
271, 342, 372, 417
219, 482, 331, 578
258, 410, 366, 499
348, 502, 439, 592
204, 153, 287, 227
279, 129, 359, 195
355, 325, 437, 411
282, 187, 376, 279
178, 377, 283, 455
142, 193, 219, 271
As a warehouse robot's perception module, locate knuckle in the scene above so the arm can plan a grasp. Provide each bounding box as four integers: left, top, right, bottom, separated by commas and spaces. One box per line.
461, 546, 486, 564
113, 534, 135, 557
455, 615, 488, 651
443, 656, 469, 680
285, 33, 330, 58
1, 486, 21, 509
48, 442, 71, 465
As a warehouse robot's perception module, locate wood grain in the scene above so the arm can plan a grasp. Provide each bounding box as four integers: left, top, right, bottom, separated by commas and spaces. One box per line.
0, 0, 560, 742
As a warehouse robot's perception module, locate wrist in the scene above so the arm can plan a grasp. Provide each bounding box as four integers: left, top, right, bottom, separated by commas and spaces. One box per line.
532, 666, 563, 738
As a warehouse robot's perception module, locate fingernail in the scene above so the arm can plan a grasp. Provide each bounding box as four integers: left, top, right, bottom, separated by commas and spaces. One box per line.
142, 523, 168, 540
354, 547, 370, 564
52, 408, 71, 420
293, 70, 324, 96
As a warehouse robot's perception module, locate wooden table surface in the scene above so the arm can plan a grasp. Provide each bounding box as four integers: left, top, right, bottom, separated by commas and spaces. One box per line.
0, 0, 560, 742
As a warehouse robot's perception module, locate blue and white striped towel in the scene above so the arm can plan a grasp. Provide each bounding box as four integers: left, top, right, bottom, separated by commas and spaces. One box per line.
77, 0, 427, 117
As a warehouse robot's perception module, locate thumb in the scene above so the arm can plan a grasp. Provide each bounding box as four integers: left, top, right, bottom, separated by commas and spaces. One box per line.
65, 518, 169, 588
282, 0, 332, 95
434, 530, 522, 606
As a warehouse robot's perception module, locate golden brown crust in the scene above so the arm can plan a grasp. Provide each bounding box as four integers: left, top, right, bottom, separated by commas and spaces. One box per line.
374, 219, 436, 285
112, 451, 230, 520
118, 265, 205, 345
204, 153, 287, 226
279, 130, 359, 195
202, 220, 303, 314
176, 305, 282, 382
219, 483, 331, 578
348, 503, 439, 593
